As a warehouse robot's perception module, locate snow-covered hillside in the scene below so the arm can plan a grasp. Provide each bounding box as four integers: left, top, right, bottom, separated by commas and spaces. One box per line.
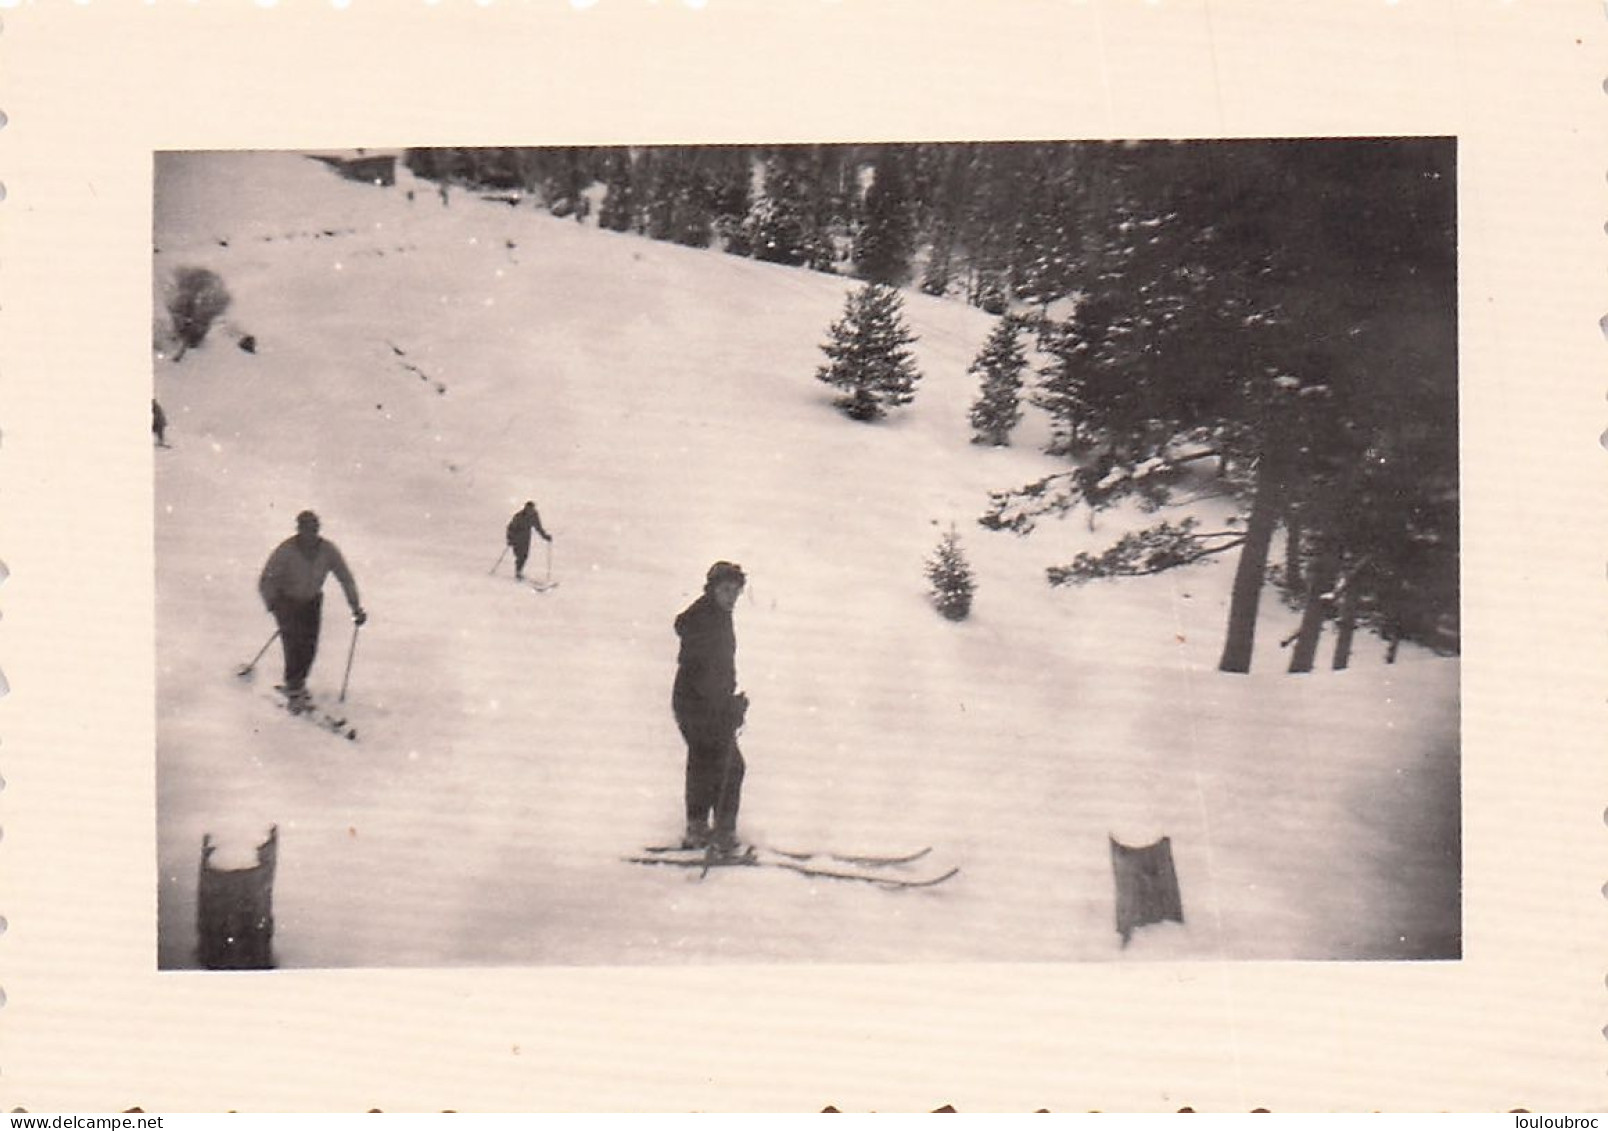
154, 151, 1459, 968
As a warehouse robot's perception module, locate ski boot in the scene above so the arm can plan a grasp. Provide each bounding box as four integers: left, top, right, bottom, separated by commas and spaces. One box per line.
282, 685, 312, 715
707, 827, 743, 858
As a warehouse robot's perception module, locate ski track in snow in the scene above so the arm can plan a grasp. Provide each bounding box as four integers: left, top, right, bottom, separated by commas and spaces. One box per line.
155, 151, 1460, 968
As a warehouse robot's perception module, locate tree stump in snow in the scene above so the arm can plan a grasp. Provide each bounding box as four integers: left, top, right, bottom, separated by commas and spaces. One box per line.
196, 825, 278, 969
1110, 834, 1184, 947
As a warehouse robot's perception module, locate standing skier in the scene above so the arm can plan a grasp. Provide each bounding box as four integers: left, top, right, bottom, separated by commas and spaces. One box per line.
152, 399, 168, 447
258, 510, 366, 712
672, 561, 750, 852
505, 500, 552, 581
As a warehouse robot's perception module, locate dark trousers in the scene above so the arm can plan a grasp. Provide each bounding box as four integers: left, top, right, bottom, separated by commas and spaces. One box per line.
273, 594, 322, 690
510, 535, 531, 575
677, 706, 744, 835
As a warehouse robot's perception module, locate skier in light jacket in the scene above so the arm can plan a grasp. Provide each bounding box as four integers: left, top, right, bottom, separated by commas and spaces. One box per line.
258, 510, 366, 710
672, 560, 749, 852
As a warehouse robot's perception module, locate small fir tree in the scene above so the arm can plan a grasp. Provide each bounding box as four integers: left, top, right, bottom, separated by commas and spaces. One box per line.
925, 525, 976, 621
967, 315, 1028, 446
815, 283, 922, 422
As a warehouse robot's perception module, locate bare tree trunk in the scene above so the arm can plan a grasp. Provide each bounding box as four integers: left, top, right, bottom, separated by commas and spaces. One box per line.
1218, 451, 1286, 674
1288, 538, 1340, 673
1284, 505, 1304, 591
1332, 579, 1359, 671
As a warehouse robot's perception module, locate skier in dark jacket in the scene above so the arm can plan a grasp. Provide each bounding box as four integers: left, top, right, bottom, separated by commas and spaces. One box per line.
505, 501, 552, 581
258, 510, 366, 712
673, 561, 749, 852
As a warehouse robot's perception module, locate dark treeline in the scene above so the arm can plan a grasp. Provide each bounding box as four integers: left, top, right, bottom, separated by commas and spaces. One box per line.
406, 140, 1458, 673
405, 142, 1158, 310
978, 138, 1458, 673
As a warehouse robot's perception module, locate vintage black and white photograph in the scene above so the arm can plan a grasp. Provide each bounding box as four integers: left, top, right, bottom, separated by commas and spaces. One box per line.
7, 0, 1603, 1112
153, 139, 1460, 970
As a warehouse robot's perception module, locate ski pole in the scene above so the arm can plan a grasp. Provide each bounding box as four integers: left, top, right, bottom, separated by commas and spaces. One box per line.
700, 743, 742, 879
489, 545, 509, 575
544, 538, 554, 587
700, 699, 746, 876
237, 630, 281, 679
339, 622, 361, 704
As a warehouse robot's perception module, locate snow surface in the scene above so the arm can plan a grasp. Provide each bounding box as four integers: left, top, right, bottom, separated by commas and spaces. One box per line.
154, 151, 1459, 968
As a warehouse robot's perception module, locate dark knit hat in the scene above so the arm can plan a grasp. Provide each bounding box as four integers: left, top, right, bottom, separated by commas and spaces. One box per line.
705, 560, 746, 590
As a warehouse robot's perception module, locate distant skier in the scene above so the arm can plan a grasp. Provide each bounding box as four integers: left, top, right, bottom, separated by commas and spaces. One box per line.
505, 500, 552, 581
672, 561, 750, 853
152, 399, 168, 447
258, 510, 366, 712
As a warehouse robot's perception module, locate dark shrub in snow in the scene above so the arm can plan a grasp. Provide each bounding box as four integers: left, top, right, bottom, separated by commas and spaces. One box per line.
167, 266, 233, 355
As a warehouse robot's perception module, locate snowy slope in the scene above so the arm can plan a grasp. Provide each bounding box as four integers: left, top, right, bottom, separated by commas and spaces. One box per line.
154, 151, 1459, 968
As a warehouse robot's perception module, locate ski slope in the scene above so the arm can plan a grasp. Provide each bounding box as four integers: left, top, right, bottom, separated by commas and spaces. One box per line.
154, 151, 1459, 968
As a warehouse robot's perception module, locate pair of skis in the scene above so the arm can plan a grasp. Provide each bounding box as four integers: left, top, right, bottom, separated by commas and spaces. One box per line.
494, 539, 558, 593
235, 639, 360, 741
626, 843, 958, 890
267, 687, 358, 741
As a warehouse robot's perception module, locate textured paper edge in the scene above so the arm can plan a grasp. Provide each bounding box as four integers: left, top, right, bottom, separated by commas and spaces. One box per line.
0, 0, 1602, 1113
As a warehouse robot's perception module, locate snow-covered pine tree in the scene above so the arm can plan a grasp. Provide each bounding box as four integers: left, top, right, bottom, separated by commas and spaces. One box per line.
913, 145, 972, 298
640, 149, 678, 242
747, 153, 816, 266
1009, 147, 1084, 314
597, 150, 636, 233
673, 180, 716, 249
636, 147, 716, 249
800, 145, 848, 274
967, 315, 1028, 446
815, 283, 922, 422
925, 525, 977, 621
1028, 316, 1083, 456
920, 235, 953, 298
854, 147, 916, 285
708, 149, 754, 256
